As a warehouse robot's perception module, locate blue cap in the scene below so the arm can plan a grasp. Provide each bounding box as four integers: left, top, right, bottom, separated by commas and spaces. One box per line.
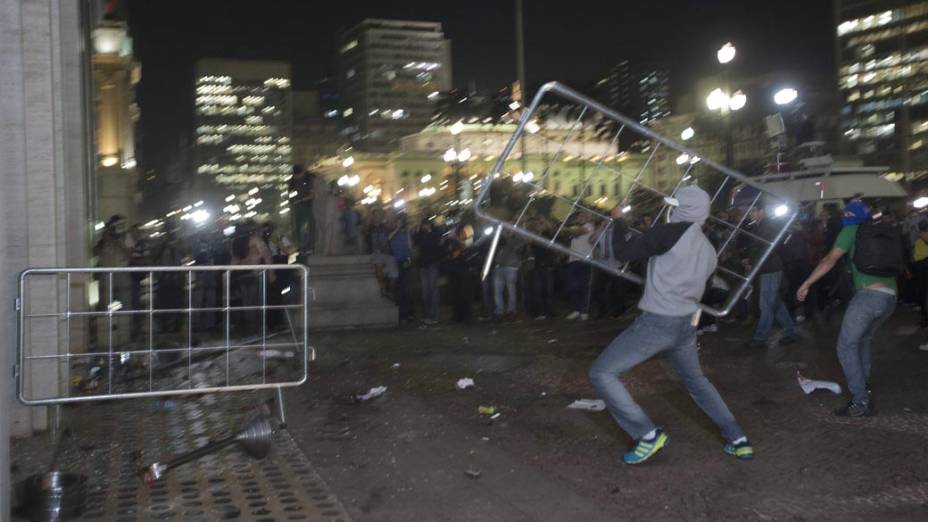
842, 201, 871, 226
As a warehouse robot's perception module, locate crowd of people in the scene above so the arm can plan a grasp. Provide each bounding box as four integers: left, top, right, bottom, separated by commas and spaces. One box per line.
93, 165, 928, 465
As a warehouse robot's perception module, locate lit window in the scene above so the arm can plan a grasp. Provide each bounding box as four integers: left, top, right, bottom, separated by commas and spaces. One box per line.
340, 39, 358, 54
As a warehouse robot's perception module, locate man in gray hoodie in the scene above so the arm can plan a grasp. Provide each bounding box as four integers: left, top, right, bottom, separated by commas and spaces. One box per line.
589, 186, 752, 464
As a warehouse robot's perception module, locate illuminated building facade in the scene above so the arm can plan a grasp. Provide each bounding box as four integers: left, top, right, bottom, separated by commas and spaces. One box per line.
194, 59, 292, 192
337, 19, 452, 151
638, 68, 672, 126
836, 0, 928, 170
594, 61, 671, 126
92, 18, 141, 222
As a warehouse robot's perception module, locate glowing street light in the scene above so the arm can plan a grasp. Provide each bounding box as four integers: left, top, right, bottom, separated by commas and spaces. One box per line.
191, 209, 210, 225
774, 87, 799, 105
729, 90, 747, 111
706, 88, 728, 111
717, 42, 736, 64
443, 148, 457, 162
774, 204, 789, 217
525, 120, 541, 134
675, 153, 690, 165
680, 127, 695, 141
457, 148, 471, 162
342, 156, 355, 167
450, 120, 464, 135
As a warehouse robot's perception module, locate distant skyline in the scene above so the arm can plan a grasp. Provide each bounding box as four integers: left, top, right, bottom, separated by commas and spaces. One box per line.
127, 0, 834, 173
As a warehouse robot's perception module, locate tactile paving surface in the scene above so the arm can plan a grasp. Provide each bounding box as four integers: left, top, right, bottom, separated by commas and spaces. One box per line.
13, 357, 351, 522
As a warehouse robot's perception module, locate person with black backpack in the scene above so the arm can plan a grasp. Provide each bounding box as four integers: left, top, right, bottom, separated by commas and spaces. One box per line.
796, 201, 902, 417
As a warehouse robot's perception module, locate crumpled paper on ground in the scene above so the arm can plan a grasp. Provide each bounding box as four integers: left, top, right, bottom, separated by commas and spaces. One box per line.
797, 371, 842, 395
357, 386, 387, 401
567, 399, 606, 411
456, 378, 475, 390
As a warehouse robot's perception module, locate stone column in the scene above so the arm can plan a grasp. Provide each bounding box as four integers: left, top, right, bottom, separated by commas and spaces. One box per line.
0, 0, 90, 516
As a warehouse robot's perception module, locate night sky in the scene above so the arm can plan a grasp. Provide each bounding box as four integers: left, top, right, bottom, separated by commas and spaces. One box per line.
127, 0, 834, 174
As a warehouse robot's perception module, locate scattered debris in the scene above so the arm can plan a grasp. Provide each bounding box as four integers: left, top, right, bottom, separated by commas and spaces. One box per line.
391, 363, 401, 369
540, 392, 547, 397
796, 372, 841, 395
357, 386, 388, 401
478, 405, 497, 416
567, 399, 606, 412
481, 437, 490, 441
456, 378, 475, 390
547, 339, 558, 344
463, 337, 470, 345
490, 413, 501, 420
464, 468, 482, 479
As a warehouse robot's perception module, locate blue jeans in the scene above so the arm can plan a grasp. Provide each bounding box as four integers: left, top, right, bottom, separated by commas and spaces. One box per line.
752, 271, 797, 343
419, 263, 440, 322
837, 288, 895, 403
589, 312, 745, 442
567, 262, 592, 313
493, 266, 519, 315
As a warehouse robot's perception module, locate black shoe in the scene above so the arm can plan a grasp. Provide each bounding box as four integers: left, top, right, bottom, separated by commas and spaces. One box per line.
833, 400, 874, 418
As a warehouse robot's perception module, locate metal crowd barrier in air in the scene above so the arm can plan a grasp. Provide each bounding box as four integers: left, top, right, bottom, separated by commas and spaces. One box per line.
474, 81, 797, 317
16, 264, 311, 406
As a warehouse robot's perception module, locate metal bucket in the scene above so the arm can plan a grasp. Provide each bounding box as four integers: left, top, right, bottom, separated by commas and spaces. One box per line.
20, 471, 87, 522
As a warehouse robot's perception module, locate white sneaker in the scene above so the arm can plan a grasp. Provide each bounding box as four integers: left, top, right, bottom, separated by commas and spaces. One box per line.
566, 311, 580, 320
919, 343, 928, 352
579, 313, 589, 321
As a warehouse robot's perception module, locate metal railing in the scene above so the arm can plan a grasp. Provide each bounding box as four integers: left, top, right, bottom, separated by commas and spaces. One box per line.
474, 81, 798, 317
16, 264, 311, 405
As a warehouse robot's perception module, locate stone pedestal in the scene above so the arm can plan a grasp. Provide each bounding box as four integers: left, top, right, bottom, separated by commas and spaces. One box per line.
305, 255, 398, 330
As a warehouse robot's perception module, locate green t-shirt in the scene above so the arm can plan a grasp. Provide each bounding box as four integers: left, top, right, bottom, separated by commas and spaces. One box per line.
833, 224, 897, 290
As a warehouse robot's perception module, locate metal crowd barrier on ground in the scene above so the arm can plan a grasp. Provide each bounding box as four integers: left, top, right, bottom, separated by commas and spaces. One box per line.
474, 81, 798, 317
16, 264, 311, 406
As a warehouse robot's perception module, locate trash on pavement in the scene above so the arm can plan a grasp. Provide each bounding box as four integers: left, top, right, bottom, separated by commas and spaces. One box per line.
456, 378, 475, 390
357, 386, 388, 401
547, 339, 558, 344
490, 413, 501, 420
567, 399, 606, 412
391, 363, 401, 369
478, 405, 496, 415
796, 371, 842, 395
464, 468, 482, 479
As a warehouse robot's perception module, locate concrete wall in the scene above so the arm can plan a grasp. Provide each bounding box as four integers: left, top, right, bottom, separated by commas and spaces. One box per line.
1, 0, 90, 516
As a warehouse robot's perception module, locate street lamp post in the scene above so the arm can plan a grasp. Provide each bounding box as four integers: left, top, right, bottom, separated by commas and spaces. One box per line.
708, 42, 741, 168
450, 121, 463, 199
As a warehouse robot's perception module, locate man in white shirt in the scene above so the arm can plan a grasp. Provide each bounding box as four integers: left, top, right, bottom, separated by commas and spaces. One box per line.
565, 213, 596, 320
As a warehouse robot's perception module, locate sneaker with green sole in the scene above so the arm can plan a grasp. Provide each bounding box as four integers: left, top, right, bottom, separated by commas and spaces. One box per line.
723, 439, 754, 460
622, 429, 669, 465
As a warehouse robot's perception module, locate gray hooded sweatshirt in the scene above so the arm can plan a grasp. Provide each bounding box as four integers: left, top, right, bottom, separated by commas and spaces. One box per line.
611, 186, 717, 317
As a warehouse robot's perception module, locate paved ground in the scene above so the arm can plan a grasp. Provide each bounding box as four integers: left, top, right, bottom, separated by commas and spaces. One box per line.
9, 302, 928, 521
288, 305, 928, 522
10, 351, 351, 522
